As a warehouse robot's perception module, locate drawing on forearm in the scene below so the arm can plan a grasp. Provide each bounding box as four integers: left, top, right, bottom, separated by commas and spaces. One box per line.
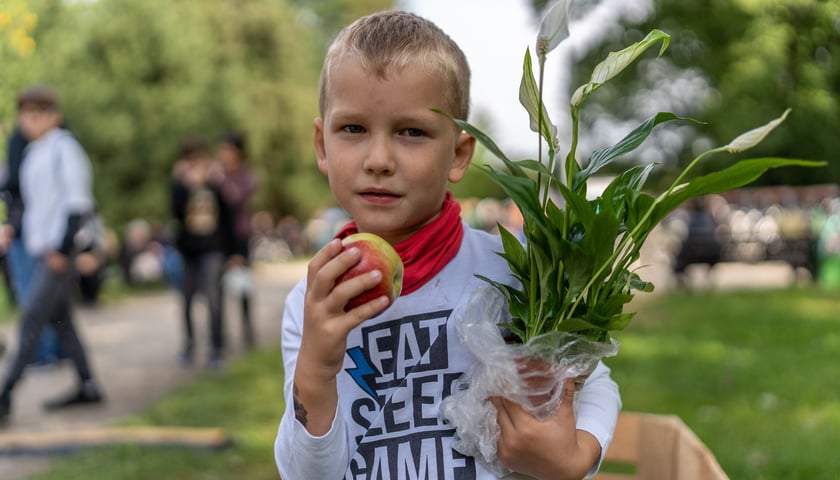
293, 383, 308, 427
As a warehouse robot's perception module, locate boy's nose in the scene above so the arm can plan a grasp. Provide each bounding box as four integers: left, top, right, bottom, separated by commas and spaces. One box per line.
363, 136, 396, 175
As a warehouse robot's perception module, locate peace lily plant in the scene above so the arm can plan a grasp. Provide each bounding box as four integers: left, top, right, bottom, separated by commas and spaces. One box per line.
448, 0, 823, 347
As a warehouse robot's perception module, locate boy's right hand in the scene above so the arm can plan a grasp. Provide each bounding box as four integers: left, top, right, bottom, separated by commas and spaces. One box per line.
292, 238, 390, 435
299, 238, 391, 375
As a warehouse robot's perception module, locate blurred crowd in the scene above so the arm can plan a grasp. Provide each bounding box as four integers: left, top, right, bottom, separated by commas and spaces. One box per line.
5, 184, 840, 309
659, 184, 840, 288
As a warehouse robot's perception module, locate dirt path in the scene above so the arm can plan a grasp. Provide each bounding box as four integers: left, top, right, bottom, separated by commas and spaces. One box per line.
0, 261, 307, 479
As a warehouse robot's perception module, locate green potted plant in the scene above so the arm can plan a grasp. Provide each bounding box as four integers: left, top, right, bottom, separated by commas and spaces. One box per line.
439, 0, 823, 474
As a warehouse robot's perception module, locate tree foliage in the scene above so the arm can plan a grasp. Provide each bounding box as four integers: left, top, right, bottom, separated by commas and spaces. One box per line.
531, 0, 838, 187
1, 0, 392, 233
0, 0, 39, 133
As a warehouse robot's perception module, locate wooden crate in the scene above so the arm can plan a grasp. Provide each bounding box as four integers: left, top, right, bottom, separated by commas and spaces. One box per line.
594, 412, 729, 480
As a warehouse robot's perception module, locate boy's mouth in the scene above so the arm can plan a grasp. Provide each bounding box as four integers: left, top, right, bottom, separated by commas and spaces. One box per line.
359, 189, 400, 203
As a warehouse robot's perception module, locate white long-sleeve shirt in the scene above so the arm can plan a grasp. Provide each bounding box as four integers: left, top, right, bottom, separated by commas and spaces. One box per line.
275, 224, 621, 479
20, 128, 94, 256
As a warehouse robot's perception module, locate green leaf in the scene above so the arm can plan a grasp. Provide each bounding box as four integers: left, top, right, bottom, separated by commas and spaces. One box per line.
597, 312, 635, 331
591, 29, 671, 85
557, 182, 596, 230
485, 169, 543, 224
545, 198, 566, 231
594, 292, 635, 317
475, 275, 529, 321
516, 159, 555, 177
565, 243, 592, 300
586, 203, 622, 267
628, 273, 654, 293
601, 163, 656, 219
498, 224, 528, 275
625, 192, 656, 244
436, 114, 513, 167
651, 158, 825, 226
573, 29, 671, 106
573, 112, 701, 191
558, 316, 604, 334
519, 49, 558, 144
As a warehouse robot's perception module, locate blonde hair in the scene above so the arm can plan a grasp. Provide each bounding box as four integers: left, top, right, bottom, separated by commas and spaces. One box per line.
318, 10, 470, 121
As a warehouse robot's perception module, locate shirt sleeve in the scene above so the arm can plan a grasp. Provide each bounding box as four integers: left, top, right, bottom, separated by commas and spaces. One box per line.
274, 280, 352, 479
57, 135, 94, 213
575, 360, 622, 479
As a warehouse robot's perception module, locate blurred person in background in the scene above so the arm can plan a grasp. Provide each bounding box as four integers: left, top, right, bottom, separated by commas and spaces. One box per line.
170, 135, 234, 370
1, 84, 104, 422
217, 131, 258, 349
1, 122, 67, 368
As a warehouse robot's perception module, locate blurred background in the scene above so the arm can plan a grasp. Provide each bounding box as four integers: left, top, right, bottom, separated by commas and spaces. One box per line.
2, 0, 837, 287
0, 1, 839, 478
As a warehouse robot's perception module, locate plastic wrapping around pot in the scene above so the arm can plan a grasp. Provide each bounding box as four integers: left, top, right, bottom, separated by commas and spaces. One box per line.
440, 285, 619, 476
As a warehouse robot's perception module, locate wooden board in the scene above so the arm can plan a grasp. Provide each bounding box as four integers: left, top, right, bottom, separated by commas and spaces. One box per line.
0, 426, 232, 455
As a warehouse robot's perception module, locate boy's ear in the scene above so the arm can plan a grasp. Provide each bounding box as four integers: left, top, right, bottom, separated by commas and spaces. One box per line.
313, 117, 328, 175
447, 131, 475, 183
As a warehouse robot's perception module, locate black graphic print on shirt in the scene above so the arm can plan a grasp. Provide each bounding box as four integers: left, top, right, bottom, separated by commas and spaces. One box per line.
344, 309, 477, 480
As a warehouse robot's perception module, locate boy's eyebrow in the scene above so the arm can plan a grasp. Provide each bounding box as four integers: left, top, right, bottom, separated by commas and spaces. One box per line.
329, 107, 443, 123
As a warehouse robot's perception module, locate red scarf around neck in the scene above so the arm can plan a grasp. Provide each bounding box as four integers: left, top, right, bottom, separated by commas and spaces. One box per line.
335, 191, 464, 296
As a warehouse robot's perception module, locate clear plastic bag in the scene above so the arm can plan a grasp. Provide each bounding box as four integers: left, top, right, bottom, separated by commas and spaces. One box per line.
440, 285, 619, 476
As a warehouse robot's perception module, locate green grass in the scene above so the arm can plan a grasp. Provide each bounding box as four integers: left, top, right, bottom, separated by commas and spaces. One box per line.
607, 287, 840, 480
29, 286, 840, 479
30, 348, 285, 480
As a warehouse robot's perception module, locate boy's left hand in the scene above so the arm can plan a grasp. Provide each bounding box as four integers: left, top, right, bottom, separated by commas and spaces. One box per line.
492, 377, 601, 480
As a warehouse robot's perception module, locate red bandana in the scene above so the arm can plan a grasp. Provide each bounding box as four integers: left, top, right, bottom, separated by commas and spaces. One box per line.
335, 191, 464, 295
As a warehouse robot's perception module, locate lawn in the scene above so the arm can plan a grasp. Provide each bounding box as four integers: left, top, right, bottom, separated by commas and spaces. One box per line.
30, 347, 285, 480
29, 286, 839, 479
606, 287, 840, 479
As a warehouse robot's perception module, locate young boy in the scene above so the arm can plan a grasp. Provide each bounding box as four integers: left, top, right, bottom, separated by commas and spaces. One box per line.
275, 10, 620, 479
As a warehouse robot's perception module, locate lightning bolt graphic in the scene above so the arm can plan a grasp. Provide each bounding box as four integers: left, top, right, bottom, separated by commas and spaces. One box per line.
346, 346, 380, 403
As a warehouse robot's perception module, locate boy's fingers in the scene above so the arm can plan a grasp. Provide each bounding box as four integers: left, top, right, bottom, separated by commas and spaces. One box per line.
345, 293, 390, 320
307, 239, 359, 299
491, 397, 513, 432
564, 377, 577, 400
306, 239, 342, 282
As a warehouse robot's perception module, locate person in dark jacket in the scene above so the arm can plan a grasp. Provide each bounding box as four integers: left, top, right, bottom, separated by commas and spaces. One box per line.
170, 135, 235, 370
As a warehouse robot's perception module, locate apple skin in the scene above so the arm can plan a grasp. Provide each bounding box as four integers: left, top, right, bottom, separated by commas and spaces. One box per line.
336, 232, 405, 311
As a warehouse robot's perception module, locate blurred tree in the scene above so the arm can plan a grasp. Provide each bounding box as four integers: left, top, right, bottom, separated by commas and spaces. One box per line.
0, 0, 39, 141
38, 0, 324, 227
528, 0, 838, 189
1, 0, 394, 235
291, 0, 392, 44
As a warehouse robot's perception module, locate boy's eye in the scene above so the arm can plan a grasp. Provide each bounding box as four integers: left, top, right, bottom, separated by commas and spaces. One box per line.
342, 125, 365, 134
401, 128, 425, 137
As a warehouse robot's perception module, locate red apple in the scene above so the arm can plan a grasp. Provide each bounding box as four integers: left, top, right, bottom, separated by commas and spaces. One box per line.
336, 232, 405, 311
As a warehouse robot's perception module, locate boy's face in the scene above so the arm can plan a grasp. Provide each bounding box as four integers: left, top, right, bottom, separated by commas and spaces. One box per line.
18, 105, 61, 141
315, 58, 475, 245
